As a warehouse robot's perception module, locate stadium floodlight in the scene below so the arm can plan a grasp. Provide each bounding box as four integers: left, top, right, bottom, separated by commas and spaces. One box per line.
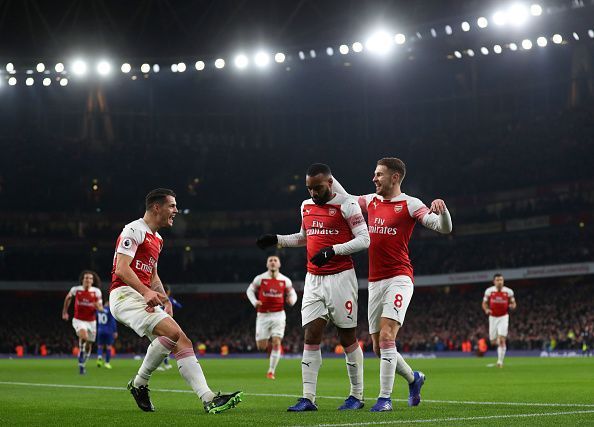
274, 53, 285, 63
339, 44, 349, 54
430, 28, 437, 38
153, 64, 160, 73
60, 78, 68, 86
508, 4, 529, 26
326, 47, 334, 56
530, 4, 543, 16
6, 62, 14, 73
170, 63, 178, 72
214, 58, 225, 69
177, 62, 186, 72
71, 59, 88, 76
43, 77, 51, 86
509, 42, 518, 51
36, 63, 45, 73
309, 49, 316, 58
445, 25, 453, 35
234, 54, 248, 69
8, 77, 16, 86
481, 47, 489, 55
254, 51, 270, 67
352, 41, 363, 52
477, 17, 488, 28
454, 50, 462, 58
552, 34, 563, 44
573, 32, 579, 41
536, 36, 547, 47
195, 60, 205, 71
494, 44, 503, 54
25, 77, 34, 86
461, 21, 470, 32
588, 29, 594, 39
298, 51, 305, 60
467, 49, 475, 57
55, 62, 65, 73
365, 30, 393, 54
97, 60, 111, 76
521, 39, 533, 49
493, 11, 507, 26
140, 63, 150, 73
121, 63, 131, 73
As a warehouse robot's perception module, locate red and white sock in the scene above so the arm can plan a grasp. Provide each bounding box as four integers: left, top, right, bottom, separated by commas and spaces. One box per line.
302, 344, 322, 402
344, 342, 364, 400
134, 336, 175, 387
176, 348, 216, 403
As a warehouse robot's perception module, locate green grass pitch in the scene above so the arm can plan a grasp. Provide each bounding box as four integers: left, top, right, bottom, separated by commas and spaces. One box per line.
0, 356, 593, 426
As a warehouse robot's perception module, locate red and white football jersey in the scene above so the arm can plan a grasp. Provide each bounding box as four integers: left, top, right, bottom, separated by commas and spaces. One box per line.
110, 218, 163, 292
483, 286, 514, 317
358, 193, 430, 282
68, 285, 102, 322
249, 272, 293, 313
301, 194, 365, 275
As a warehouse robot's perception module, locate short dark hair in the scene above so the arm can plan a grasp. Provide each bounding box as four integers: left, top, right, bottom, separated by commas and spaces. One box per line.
493, 273, 503, 279
79, 270, 101, 288
307, 163, 332, 177
145, 188, 176, 211
377, 157, 406, 183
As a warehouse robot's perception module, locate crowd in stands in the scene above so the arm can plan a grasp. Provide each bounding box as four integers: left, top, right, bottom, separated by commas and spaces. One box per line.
2, 279, 592, 357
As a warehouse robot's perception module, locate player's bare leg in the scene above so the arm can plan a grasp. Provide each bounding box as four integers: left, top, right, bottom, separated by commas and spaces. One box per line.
288, 318, 326, 411
497, 336, 507, 367
337, 327, 365, 410
268, 336, 282, 379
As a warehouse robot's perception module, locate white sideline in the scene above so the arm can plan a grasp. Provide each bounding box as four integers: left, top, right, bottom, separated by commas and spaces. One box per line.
293, 410, 594, 426
1, 381, 594, 409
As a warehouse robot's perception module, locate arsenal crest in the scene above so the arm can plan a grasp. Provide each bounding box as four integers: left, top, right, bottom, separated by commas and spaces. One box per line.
329, 208, 337, 216
394, 205, 403, 213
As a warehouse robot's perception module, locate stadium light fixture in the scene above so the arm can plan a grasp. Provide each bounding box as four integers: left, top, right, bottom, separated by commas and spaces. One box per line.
366, 30, 393, 54
8, 77, 16, 86
430, 28, 437, 38
214, 58, 225, 69
508, 4, 529, 26
140, 63, 150, 73
339, 44, 349, 54
121, 63, 131, 73
170, 63, 178, 72
274, 53, 285, 63
552, 34, 563, 44
477, 17, 488, 28
36, 63, 45, 73
572, 32, 579, 41
509, 42, 518, 51
521, 39, 533, 50
536, 36, 547, 47
234, 54, 248, 69
43, 77, 51, 86
71, 59, 88, 76
254, 51, 270, 67
60, 78, 68, 86
177, 62, 186, 72
97, 60, 112, 76
25, 77, 34, 86
481, 47, 489, 55
298, 51, 305, 60
309, 49, 316, 58
352, 42, 363, 53
530, 4, 543, 16
195, 60, 205, 71
326, 47, 334, 56
445, 25, 453, 35
55, 63, 65, 73
454, 50, 462, 59
153, 64, 160, 73
395, 33, 406, 45
588, 30, 594, 39
467, 49, 475, 57
494, 44, 503, 54
6, 62, 14, 73
493, 11, 507, 26
461, 21, 470, 32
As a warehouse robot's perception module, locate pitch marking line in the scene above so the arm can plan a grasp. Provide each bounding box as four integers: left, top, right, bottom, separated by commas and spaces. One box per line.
292, 410, 594, 426
1, 381, 594, 409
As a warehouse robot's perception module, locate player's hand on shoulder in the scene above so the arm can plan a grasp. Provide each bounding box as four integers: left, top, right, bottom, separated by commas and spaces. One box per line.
430, 199, 447, 215
310, 246, 335, 267
256, 234, 278, 249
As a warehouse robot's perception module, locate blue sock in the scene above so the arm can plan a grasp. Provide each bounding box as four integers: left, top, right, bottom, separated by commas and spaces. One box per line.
97, 345, 103, 358
106, 347, 111, 363
163, 356, 170, 366
78, 349, 84, 364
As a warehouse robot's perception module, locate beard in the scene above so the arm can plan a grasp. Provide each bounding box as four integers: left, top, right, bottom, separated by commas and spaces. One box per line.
312, 189, 332, 205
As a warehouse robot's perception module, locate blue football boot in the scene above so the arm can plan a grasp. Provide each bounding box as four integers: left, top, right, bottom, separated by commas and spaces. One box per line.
370, 397, 392, 412
338, 395, 364, 410
408, 371, 426, 406
287, 398, 318, 412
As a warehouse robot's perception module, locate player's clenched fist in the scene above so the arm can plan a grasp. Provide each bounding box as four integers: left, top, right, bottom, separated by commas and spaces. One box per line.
310, 246, 335, 267
144, 289, 167, 307
256, 234, 278, 249
430, 199, 447, 215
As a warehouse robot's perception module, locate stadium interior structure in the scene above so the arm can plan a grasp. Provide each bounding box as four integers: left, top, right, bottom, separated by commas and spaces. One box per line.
0, 0, 593, 358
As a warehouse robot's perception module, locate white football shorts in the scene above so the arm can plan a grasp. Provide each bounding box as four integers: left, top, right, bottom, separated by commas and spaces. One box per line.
72, 318, 97, 342
368, 275, 414, 334
255, 311, 286, 341
489, 314, 509, 341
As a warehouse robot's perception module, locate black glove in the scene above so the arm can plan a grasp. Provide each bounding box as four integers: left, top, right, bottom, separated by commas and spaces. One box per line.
256, 234, 278, 250
310, 246, 335, 267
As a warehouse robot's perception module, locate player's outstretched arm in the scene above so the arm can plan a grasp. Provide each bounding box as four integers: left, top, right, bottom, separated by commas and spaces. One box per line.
61, 292, 73, 320
114, 253, 168, 308
418, 199, 453, 234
